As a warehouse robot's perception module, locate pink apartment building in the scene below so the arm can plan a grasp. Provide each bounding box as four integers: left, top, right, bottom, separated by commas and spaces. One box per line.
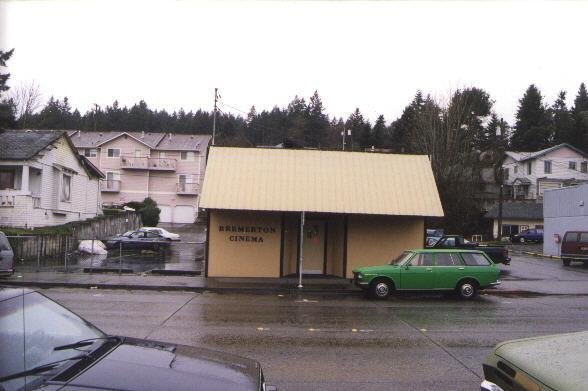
69, 131, 211, 224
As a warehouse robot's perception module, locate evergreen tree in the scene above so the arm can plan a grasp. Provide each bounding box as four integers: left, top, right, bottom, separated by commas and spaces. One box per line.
571, 83, 588, 149
306, 91, 330, 148
372, 115, 386, 148
345, 108, 366, 151
391, 90, 424, 152
551, 91, 574, 144
510, 84, 551, 151
0, 49, 16, 129
448, 87, 493, 151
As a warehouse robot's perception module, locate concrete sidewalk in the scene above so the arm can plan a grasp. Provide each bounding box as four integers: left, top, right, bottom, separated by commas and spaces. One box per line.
4, 265, 588, 296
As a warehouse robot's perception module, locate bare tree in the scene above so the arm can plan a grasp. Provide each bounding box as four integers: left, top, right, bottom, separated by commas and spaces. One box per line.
407, 91, 487, 235
11, 81, 43, 128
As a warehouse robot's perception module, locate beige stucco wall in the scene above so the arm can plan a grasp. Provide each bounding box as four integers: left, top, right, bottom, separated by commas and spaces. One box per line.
208, 210, 281, 277
346, 215, 424, 278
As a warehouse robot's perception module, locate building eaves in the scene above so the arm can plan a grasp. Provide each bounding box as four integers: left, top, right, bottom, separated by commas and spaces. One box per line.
0, 129, 65, 160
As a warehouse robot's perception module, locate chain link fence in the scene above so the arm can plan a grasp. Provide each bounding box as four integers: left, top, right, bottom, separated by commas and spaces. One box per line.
7, 234, 206, 274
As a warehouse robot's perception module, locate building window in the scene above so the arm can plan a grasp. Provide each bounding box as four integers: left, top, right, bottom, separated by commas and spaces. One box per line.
107, 148, 120, 158
84, 148, 98, 158
61, 174, 71, 202
514, 165, 518, 174
134, 149, 142, 158
569, 161, 577, 170
582, 161, 588, 173
159, 151, 166, 158
181, 152, 195, 161
544, 161, 552, 174
0, 169, 16, 190
527, 161, 532, 175
503, 168, 509, 180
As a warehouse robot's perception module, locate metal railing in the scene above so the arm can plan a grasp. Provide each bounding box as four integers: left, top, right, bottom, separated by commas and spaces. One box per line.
32, 195, 41, 208
103, 179, 121, 192
0, 194, 16, 207
120, 157, 177, 171
176, 182, 198, 194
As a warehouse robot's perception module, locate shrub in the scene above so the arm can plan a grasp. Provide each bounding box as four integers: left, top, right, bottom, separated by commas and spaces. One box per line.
124, 198, 161, 226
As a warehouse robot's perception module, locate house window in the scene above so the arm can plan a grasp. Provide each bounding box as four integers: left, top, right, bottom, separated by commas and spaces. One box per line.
544, 161, 552, 174
61, 174, 71, 202
180, 152, 195, 161
159, 151, 166, 158
527, 161, 532, 175
514, 165, 518, 174
0, 169, 15, 190
569, 161, 577, 170
582, 162, 588, 173
178, 174, 192, 192
134, 149, 142, 158
107, 148, 120, 158
503, 168, 509, 181
84, 148, 98, 158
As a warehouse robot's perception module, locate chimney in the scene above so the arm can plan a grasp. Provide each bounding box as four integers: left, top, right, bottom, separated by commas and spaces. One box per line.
168, 133, 172, 140
142, 131, 145, 138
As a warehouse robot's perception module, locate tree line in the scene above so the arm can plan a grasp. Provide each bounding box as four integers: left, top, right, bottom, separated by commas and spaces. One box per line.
2, 48, 588, 234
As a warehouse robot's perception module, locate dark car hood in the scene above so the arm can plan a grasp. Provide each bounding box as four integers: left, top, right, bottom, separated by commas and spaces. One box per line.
56, 338, 261, 391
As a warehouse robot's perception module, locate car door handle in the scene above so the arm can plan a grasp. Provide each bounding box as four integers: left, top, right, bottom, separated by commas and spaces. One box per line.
425, 268, 432, 271
458, 267, 465, 270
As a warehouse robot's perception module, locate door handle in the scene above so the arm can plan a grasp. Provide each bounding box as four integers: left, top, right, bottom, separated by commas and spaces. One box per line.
458, 267, 465, 270
426, 268, 432, 271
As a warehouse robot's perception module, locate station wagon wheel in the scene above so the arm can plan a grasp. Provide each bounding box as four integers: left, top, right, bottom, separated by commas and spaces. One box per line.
519, 237, 525, 243
370, 279, 393, 300
457, 280, 477, 299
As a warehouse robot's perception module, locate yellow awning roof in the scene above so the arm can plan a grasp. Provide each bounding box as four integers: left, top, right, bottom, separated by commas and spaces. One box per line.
200, 147, 444, 217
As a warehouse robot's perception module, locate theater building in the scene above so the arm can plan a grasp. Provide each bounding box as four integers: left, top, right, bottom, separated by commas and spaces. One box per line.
200, 147, 444, 279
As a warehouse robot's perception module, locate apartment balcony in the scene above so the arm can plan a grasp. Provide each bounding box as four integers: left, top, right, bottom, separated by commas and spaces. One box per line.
102, 180, 121, 193
176, 182, 198, 195
120, 157, 176, 171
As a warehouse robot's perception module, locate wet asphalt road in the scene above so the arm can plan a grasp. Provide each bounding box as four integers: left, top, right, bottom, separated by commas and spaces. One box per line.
43, 287, 588, 391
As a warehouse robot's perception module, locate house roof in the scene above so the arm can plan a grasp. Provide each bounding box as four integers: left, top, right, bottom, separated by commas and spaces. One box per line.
0, 130, 104, 179
0, 129, 65, 160
200, 147, 444, 217
68, 131, 211, 152
506, 143, 588, 163
485, 202, 543, 220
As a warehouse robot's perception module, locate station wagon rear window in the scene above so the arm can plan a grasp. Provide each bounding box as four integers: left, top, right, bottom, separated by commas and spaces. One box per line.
461, 253, 491, 266
580, 233, 588, 243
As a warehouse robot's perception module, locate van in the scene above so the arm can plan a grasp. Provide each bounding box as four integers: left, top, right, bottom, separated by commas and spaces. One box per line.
561, 231, 588, 266
0, 231, 14, 276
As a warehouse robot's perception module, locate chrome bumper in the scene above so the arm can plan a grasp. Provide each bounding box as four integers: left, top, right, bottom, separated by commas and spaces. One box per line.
480, 380, 504, 391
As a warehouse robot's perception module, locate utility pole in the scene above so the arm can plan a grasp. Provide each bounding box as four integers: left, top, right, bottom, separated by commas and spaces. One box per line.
497, 167, 504, 240
212, 88, 218, 146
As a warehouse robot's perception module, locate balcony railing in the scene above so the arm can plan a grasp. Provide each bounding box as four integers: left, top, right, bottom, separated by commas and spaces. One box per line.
32, 196, 41, 208
120, 157, 177, 171
103, 180, 121, 192
0, 195, 15, 207
176, 182, 198, 195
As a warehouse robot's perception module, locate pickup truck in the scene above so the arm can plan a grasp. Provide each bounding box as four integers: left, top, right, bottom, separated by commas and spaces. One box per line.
428, 235, 511, 265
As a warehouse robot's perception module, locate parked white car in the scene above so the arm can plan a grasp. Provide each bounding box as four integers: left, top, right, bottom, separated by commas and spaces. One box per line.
139, 227, 181, 241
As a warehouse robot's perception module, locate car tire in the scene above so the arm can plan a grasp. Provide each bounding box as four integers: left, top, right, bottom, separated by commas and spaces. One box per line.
369, 279, 393, 300
519, 237, 525, 243
563, 259, 571, 266
456, 280, 477, 299
153, 244, 160, 252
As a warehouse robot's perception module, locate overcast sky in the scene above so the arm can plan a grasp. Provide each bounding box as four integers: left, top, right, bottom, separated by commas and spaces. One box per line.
1, 0, 588, 125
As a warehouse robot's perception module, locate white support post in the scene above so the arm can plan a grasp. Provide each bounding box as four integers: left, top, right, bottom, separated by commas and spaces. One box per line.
298, 211, 305, 289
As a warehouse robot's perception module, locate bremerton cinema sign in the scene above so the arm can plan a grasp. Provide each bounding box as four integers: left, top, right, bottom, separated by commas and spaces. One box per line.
219, 225, 277, 243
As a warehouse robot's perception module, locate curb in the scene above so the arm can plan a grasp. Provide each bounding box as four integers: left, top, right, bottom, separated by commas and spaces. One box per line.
510, 249, 561, 260
0, 280, 361, 295
0, 280, 560, 297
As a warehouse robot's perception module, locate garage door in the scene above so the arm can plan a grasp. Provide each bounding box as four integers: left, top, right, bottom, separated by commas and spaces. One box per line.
159, 205, 172, 223
173, 205, 195, 224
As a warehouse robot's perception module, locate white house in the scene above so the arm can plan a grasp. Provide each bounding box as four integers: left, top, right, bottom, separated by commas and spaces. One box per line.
502, 143, 588, 201
0, 130, 104, 228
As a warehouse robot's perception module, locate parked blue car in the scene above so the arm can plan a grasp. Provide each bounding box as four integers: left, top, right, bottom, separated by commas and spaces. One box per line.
511, 228, 543, 243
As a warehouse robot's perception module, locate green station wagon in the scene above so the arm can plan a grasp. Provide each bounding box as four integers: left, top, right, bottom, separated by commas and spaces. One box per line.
353, 249, 500, 299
